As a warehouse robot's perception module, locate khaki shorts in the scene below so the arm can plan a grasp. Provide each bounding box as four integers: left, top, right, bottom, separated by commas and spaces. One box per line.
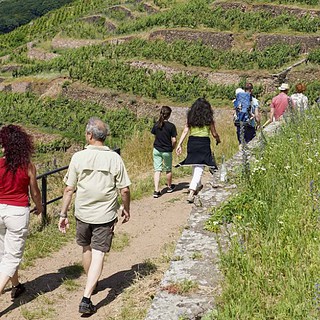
76, 218, 117, 253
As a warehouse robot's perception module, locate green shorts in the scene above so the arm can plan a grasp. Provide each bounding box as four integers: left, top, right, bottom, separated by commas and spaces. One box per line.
153, 148, 173, 172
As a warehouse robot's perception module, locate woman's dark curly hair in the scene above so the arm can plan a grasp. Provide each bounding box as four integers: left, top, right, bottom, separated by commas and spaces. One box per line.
0, 125, 34, 175
187, 98, 213, 127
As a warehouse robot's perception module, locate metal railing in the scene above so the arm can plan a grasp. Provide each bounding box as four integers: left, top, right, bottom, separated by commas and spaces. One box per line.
36, 165, 69, 225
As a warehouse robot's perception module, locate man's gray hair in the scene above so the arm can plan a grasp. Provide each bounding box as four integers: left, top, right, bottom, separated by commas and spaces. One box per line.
86, 117, 110, 142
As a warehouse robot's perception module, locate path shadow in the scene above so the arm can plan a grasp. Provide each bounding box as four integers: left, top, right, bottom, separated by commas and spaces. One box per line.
95, 262, 157, 312
0, 265, 82, 317
161, 182, 189, 194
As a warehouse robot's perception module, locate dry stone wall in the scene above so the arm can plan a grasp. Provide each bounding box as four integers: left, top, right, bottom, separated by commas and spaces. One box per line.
213, 2, 320, 18
51, 36, 101, 50
256, 34, 320, 53
149, 30, 234, 50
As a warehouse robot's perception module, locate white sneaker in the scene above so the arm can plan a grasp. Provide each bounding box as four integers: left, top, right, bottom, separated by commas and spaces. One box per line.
187, 192, 195, 203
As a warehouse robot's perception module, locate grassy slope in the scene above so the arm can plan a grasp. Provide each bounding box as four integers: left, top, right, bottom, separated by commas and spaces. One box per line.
206, 109, 320, 319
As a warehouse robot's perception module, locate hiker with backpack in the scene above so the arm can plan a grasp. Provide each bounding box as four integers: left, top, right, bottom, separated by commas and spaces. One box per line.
270, 83, 294, 122
233, 83, 260, 145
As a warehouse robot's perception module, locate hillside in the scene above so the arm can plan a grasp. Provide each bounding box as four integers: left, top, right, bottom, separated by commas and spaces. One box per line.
0, 0, 320, 319
0, 0, 75, 34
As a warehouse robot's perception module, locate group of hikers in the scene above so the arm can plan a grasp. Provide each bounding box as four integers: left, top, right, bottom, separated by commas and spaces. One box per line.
0, 81, 309, 315
151, 82, 309, 202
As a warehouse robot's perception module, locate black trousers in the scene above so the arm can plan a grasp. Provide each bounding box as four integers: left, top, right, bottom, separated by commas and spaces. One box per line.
236, 125, 256, 144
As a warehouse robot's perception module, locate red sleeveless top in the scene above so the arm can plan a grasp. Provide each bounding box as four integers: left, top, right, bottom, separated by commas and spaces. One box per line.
0, 158, 30, 206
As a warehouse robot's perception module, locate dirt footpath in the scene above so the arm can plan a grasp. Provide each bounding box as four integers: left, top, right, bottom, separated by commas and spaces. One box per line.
0, 177, 207, 319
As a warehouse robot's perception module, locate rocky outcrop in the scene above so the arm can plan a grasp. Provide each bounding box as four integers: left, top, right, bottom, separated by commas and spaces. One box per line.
0, 83, 11, 92
105, 20, 117, 32
149, 30, 234, 50
142, 3, 159, 14
10, 81, 32, 93
40, 78, 68, 99
109, 5, 134, 19
27, 42, 59, 61
0, 64, 21, 73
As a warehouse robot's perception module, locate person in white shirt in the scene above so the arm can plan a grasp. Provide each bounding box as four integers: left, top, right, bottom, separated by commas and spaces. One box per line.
291, 83, 308, 112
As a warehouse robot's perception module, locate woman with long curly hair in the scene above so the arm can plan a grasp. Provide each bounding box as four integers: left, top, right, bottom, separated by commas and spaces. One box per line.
0, 125, 42, 300
176, 98, 221, 203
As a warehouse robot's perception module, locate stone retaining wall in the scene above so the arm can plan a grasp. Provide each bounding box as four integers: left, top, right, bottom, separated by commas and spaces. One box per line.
149, 30, 234, 50
256, 34, 320, 53
213, 2, 320, 18
51, 37, 101, 50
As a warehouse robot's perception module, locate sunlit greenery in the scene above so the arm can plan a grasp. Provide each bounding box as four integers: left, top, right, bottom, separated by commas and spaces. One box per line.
206, 107, 320, 319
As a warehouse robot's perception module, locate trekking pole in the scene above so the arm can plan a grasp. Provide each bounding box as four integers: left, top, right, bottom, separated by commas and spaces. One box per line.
262, 119, 271, 128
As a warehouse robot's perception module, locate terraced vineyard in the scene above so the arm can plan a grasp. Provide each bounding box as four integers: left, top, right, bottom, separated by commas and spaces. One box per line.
0, 0, 320, 319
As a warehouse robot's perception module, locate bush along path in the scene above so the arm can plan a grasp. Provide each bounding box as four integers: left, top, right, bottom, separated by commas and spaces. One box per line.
145, 121, 282, 320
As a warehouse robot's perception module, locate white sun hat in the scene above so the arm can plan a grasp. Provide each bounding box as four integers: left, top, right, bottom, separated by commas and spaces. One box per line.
278, 83, 289, 91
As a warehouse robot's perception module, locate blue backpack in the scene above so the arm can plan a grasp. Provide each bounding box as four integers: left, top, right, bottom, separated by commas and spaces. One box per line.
233, 92, 253, 126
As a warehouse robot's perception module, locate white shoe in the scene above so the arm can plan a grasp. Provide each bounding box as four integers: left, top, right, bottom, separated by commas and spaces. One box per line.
187, 191, 195, 203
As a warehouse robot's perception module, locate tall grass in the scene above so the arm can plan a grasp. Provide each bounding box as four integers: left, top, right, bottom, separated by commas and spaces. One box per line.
206, 106, 320, 319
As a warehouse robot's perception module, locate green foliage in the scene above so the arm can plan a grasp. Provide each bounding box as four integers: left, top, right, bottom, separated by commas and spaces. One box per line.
116, 1, 320, 35
1, 0, 320, 57
61, 19, 107, 39
36, 138, 71, 153
0, 0, 119, 55
0, 0, 74, 34
0, 92, 152, 146
13, 39, 301, 94
153, 0, 176, 8
15, 59, 251, 102
207, 107, 320, 319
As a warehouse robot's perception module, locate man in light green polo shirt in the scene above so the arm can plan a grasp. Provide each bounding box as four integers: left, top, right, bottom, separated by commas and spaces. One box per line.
58, 117, 131, 315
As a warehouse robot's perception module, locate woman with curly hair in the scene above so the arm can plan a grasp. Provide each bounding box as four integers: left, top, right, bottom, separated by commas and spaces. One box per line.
176, 98, 221, 203
0, 125, 42, 300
